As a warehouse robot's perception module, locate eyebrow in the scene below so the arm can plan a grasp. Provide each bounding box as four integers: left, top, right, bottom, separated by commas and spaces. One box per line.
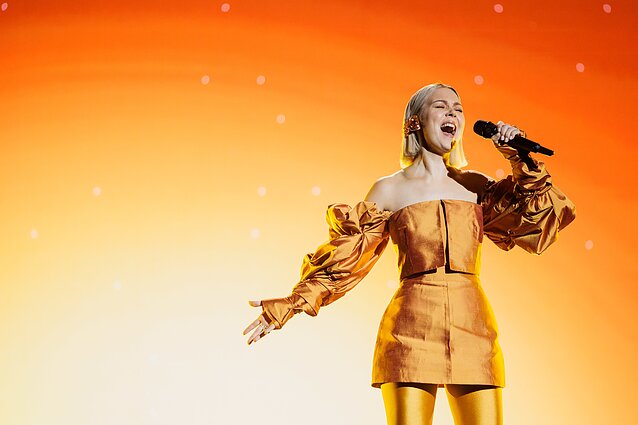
432, 99, 463, 106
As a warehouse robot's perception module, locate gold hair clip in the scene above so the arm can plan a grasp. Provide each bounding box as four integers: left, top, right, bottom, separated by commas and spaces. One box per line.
403, 114, 422, 137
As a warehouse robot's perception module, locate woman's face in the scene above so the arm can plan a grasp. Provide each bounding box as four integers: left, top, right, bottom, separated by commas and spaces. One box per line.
419, 87, 465, 156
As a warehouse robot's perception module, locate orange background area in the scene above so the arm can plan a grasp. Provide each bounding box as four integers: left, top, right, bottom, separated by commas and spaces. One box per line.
1, 1, 637, 424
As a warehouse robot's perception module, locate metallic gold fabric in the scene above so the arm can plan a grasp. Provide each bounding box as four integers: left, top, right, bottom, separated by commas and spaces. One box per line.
446, 385, 503, 425
259, 152, 576, 387
260, 201, 392, 328
380, 383, 503, 425
482, 144, 577, 253
381, 383, 438, 425
388, 200, 483, 280
372, 263, 504, 388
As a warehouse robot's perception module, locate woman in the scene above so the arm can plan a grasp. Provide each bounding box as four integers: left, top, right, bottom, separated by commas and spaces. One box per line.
243, 83, 576, 424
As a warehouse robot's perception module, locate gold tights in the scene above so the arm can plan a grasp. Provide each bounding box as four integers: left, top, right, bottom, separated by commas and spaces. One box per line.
381, 383, 503, 425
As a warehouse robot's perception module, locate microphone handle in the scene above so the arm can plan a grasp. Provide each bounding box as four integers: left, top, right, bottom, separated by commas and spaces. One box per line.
506, 135, 554, 156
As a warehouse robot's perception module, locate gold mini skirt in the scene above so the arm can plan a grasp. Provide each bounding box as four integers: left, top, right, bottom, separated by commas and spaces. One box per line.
371, 267, 505, 388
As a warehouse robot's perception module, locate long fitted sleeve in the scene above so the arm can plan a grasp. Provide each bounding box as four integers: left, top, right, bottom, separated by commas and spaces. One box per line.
261, 201, 392, 329
480, 144, 576, 254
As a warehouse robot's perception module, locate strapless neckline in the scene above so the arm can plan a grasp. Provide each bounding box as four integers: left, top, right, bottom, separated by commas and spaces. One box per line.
388, 198, 479, 219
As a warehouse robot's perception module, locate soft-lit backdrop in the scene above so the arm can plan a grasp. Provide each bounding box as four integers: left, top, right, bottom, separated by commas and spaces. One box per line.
1, 1, 637, 424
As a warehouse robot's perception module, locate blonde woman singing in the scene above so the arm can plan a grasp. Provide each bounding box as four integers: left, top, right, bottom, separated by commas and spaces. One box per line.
243, 83, 576, 425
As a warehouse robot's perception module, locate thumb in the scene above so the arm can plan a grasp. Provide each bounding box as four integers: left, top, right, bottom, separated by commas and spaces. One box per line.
248, 300, 262, 307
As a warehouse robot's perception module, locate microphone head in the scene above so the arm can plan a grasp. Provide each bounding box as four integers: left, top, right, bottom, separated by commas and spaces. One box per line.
473, 120, 498, 138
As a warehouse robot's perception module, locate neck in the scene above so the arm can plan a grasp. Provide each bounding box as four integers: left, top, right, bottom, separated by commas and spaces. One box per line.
406, 148, 451, 179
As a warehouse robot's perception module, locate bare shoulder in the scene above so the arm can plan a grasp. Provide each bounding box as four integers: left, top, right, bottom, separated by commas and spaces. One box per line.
364, 171, 402, 212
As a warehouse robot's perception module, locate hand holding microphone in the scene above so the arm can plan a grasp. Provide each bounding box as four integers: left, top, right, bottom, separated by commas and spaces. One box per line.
473, 120, 554, 156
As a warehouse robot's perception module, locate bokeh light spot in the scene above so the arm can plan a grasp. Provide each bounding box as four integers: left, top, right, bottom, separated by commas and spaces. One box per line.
311, 186, 321, 196
602, 4, 612, 13
250, 228, 261, 239
201, 75, 210, 85
257, 186, 267, 197
1, 3, 7, 12
148, 354, 160, 366
276, 114, 286, 124
585, 240, 594, 250
495, 168, 505, 179
93, 186, 102, 196
113, 280, 122, 290
576, 63, 585, 73
474, 75, 484, 85
30, 229, 39, 239
256, 75, 266, 85
494, 4, 504, 13
221, 3, 230, 13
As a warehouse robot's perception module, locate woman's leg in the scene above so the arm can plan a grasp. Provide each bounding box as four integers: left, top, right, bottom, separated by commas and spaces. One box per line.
445, 384, 503, 425
380, 382, 438, 425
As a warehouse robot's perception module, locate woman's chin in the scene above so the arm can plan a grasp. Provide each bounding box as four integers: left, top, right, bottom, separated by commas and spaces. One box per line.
441, 142, 454, 153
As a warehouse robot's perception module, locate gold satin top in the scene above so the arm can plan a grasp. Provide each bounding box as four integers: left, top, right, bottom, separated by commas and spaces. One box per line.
389, 199, 483, 279
260, 152, 576, 329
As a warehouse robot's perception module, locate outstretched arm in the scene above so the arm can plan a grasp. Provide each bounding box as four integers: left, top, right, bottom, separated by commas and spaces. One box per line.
244, 199, 392, 345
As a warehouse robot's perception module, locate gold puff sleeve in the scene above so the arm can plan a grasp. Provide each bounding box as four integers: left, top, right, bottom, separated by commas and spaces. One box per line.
260, 201, 392, 329
481, 144, 576, 254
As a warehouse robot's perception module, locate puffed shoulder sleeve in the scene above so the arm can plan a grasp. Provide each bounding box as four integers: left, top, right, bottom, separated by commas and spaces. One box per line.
480, 144, 576, 254
260, 201, 392, 329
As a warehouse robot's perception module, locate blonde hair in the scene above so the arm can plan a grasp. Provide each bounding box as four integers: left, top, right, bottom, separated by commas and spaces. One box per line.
401, 83, 468, 169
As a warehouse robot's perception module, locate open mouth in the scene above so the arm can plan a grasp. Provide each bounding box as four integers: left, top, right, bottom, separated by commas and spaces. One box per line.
440, 122, 456, 137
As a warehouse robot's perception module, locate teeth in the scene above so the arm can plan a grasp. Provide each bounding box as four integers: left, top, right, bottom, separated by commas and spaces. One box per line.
441, 122, 456, 131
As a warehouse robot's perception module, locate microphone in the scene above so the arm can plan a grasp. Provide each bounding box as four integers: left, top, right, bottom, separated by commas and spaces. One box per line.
473, 120, 554, 156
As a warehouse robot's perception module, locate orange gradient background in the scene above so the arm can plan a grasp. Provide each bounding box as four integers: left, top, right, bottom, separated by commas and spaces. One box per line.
1, 1, 637, 424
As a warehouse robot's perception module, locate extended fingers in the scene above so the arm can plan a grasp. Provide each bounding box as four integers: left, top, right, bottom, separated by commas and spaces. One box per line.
243, 317, 261, 335
248, 326, 262, 344
247, 319, 276, 345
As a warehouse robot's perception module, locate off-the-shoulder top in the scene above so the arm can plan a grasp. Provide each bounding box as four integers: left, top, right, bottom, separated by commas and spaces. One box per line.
260, 151, 576, 329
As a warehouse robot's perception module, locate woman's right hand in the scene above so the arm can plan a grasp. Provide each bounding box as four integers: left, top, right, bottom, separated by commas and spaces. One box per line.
243, 300, 276, 345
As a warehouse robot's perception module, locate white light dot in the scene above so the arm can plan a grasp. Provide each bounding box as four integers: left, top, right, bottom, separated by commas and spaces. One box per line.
201, 75, 210, 85
93, 186, 102, 196
250, 228, 261, 239
494, 4, 504, 13
386, 280, 398, 289
495, 168, 505, 179
576, 63, 585, 73
585, 240, 594, 250
148, 354, 160, 365
30, 229, 39, 239
257, 186, 267, 197
1, 3, 7, 12
256, 75, 266, 85
276, 114, 286, 124
311, 186, 321, 196
113, 280, 122, 290
221, 3, 230, 13
602, 4, 612, 13
474, 75, 484, 85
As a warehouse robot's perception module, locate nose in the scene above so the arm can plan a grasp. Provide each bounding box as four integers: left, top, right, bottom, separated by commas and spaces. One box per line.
446, 108, 456, 117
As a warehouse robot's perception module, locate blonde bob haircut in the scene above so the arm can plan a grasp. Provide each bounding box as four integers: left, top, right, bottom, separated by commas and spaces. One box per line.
401, 83, 468, 170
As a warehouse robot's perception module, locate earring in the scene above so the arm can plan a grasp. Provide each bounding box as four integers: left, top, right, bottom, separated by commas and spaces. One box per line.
403, 114, 422, 137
